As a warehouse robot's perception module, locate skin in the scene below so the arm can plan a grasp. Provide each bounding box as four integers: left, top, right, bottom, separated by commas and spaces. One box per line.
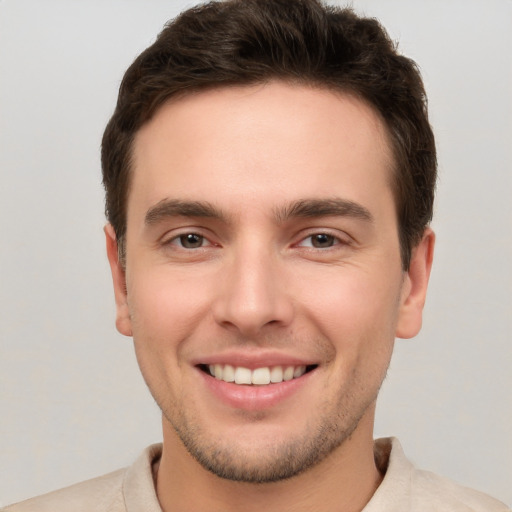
106, 82, 434, 512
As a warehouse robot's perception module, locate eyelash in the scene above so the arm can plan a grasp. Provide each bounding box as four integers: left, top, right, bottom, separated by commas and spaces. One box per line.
163, 230, 349, 251
296, 232, 347, 249
165, 232, 212, 249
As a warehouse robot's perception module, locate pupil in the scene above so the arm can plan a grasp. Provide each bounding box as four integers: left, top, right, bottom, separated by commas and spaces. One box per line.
313, 234, 333, 248
181, 233, 202, 248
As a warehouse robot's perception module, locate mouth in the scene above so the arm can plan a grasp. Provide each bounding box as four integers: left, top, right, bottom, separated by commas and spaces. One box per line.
198, 363, 318, 385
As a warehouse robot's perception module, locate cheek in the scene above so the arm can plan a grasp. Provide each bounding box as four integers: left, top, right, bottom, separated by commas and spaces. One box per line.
298, 265, 403, 349
125, 268, 214, 394
128, 266, 213, 339
127, 268, 212, 397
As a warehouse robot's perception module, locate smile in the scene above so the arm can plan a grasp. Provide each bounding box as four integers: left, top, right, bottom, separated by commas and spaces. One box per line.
200, 364, 317, 385
197, 361, 319, 411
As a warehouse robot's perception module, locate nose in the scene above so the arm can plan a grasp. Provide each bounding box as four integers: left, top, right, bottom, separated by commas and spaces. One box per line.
212, 244, 294, 337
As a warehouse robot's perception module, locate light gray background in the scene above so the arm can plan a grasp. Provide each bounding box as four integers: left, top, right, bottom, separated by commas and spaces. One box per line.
1, 0, 511, 507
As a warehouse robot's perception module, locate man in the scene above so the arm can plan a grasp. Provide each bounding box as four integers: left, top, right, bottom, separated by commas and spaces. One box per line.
4, 0, 508, 510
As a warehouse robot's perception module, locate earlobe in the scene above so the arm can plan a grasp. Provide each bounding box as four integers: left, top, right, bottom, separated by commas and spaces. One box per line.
104, 224, 133, 337
395, 228, 435, 339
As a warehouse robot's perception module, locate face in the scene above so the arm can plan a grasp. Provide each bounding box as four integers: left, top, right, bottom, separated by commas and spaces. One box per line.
107, 82, 433, 483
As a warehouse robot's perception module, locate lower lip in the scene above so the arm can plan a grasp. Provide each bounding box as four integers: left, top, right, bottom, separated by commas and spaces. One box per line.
198, 368, 315, 411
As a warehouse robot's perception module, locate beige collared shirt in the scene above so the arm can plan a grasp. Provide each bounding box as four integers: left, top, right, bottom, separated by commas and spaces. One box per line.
4, 438, 509, 511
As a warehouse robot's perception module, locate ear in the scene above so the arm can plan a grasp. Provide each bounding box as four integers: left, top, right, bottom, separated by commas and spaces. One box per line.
104, 224, 133, 337
395, 228, 435, 339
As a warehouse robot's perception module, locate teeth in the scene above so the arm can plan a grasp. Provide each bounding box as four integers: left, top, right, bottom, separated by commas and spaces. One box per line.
234, 367, 252, 384
283, 366, 295, 381
293, 365, 306, 378
223, 364, 235, 383
270, 366, 283, 383
207, 364, 311, 385
252, 367, 270, 385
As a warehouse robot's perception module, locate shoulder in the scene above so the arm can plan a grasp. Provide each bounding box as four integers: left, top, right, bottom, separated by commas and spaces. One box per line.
410, 467, 510, 512
2, 469, 126, 512
369, 438, 510, 512
2, 444, 162, 512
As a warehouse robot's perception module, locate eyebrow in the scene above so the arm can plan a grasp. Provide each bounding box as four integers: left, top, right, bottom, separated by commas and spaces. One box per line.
145, 199, 227, 225
274, 198, 374, 224
144, 197, 373, 226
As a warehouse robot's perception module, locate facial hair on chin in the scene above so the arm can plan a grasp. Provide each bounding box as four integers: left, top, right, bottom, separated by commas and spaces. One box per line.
162, 374, 384, 484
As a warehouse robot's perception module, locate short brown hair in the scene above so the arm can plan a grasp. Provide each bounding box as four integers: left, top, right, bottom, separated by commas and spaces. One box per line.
102, 0, 436, 269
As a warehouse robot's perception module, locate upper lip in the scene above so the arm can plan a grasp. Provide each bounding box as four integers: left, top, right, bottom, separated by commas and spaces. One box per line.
191, 350, 319, 369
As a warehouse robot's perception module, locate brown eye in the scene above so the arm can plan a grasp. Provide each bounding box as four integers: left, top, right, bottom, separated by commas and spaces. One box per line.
179, 233, 204, 248
310, 233, 336, 248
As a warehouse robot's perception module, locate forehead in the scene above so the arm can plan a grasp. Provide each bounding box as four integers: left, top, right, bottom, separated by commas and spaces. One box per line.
129, 82, 394, 219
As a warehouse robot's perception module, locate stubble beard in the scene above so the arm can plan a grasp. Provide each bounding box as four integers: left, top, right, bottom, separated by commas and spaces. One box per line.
161, 375, 385, 484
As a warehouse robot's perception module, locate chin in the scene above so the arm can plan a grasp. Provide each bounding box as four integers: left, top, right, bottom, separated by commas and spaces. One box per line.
165, 402, 367, 484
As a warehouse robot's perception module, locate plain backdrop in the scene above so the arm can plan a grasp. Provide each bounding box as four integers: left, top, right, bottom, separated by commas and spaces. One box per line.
1, 0, 511, 507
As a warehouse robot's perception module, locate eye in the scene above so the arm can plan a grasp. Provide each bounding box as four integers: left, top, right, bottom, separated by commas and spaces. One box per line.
171, 233, 208, 249
298, 233, 339, 249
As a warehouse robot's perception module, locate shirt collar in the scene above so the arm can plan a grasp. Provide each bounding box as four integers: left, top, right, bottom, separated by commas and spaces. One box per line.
121, 438, 409, 512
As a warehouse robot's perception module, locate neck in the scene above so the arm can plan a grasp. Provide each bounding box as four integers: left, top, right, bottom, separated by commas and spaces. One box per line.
156, 410, 382, 512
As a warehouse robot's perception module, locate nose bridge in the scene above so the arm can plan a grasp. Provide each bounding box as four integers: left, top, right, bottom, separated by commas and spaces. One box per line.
213, 236, 293, 335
